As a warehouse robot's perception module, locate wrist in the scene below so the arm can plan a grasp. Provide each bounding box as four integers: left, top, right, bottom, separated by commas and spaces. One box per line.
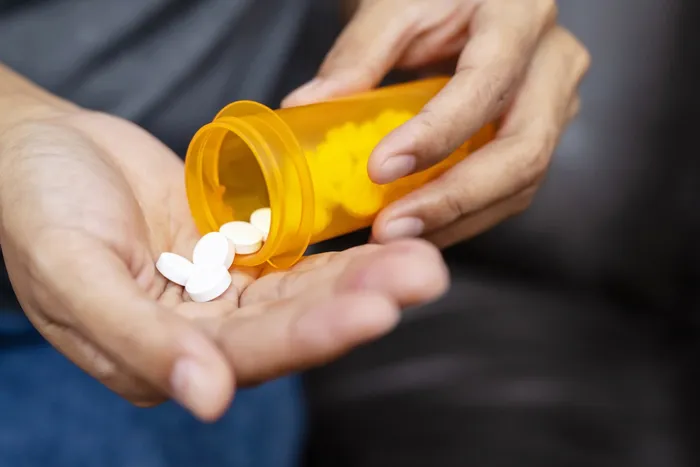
0, 95, 79, 135
0, 99, 82, 176
0, 63, 81, 138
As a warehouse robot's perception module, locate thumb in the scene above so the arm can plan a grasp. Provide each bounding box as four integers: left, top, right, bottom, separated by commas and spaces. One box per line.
282, 0, 416, 107
43, 238, 235, 421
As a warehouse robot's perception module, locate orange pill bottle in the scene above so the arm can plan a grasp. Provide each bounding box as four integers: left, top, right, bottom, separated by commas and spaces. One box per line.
185, 77, 495, 268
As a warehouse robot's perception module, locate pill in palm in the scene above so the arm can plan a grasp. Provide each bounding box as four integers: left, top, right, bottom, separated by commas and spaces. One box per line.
192, 231, 235, 269
155, 252, 194, 286
219, 221, 263, 254
185, 264, 232, 303
249, 208, 271, 240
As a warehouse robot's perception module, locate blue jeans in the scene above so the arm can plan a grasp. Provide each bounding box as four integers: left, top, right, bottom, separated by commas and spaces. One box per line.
0, 313, 306, 467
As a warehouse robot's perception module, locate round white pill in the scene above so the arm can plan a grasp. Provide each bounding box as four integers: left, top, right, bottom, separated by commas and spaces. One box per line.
185, 265, 232, 303
155, 252, 194, 286
219, 221, 264, 255
249, 208, 272, 240
192, 232, 235, 269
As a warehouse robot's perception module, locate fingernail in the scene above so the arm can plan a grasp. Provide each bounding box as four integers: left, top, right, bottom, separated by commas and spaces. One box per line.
382, 217, 424, 240
170, 358, 219, 416
282, 78, 324, 107
376, 155, 416, 184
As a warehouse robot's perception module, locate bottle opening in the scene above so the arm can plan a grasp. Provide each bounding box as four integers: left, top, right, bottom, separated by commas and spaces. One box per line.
216, 129, 271, 223
185, 101, 315, 269
185, 124, 270, 267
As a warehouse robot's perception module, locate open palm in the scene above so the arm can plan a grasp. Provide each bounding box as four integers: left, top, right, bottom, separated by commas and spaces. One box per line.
0, 110, 448, 421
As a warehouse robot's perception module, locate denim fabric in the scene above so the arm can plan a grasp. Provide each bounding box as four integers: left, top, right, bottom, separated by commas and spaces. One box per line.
0, 313, 306, 467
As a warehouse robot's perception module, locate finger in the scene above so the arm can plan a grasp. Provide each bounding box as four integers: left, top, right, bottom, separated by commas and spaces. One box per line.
425, 186, 538, 248
373, 26, 589, 241
32, 234, 235, 421
200, 292, 401, 386
281, 0, 416, 107
240, 239, 448, 308
368, 0, 557, 184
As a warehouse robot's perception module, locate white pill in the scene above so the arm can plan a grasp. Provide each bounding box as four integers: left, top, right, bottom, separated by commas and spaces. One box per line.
219, 221, 264, 254
185, 265, 232, 303
249, 208, 272, 240
192, 232, 235, 269
155, 252, 194, 286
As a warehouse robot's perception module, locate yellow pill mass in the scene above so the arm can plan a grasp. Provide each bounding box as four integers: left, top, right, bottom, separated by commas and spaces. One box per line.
304, 109, 414, 234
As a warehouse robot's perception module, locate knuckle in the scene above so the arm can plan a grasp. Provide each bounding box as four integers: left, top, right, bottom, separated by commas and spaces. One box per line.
473, 66, 513, 112
85, 352, 120, 382
511, 186, 539, 214
538, 0, 559, 26
568, 95, 582, 120
553, 26, 591, 77
442, 185, 471, 220
530, 129, 557, 167
412, 109, 453, 166
514, 132, 556, 189
576, 43, 592, 76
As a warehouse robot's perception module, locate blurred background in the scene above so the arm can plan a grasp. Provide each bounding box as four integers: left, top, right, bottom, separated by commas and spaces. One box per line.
2, 0, 699, 466
309, 2, 699, 465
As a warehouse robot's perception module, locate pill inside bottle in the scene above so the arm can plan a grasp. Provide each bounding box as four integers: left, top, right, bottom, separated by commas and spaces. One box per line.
185, 77, 495, 269
219, 221, 264, 255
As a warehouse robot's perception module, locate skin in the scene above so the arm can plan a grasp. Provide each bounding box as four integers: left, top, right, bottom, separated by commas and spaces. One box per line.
284, 0, 591, 247
0, 65, 449, 422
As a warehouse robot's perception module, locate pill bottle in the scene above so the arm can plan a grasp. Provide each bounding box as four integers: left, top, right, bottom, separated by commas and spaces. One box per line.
185, 77, 495, 269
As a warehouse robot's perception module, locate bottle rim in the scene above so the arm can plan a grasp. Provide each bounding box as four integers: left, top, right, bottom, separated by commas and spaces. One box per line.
185, 101, 315, 269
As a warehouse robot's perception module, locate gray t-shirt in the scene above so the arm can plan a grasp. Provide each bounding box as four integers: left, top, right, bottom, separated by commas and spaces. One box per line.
0, 0, 342, 313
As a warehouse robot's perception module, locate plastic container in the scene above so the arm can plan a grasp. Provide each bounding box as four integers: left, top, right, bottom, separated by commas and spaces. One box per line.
185, 77, 495, 269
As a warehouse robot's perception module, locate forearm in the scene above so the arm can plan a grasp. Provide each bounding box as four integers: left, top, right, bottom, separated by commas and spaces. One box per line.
0, 63, 78, 134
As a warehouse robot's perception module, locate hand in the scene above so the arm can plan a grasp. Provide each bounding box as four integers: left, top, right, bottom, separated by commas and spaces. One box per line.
283, 0, 590, 247
0, 109, 448, 421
